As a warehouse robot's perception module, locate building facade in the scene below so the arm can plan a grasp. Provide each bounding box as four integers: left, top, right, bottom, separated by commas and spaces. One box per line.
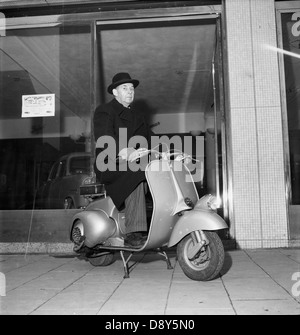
0, 0, 299, 251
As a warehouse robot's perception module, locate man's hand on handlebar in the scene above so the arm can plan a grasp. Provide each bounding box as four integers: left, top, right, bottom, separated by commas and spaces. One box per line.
118, 147, 136, 161
128, 148, 149, 162
118, 147, 149, 162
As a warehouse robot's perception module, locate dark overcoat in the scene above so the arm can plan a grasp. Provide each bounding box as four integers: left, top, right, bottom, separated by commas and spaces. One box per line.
93, 98, 153, 210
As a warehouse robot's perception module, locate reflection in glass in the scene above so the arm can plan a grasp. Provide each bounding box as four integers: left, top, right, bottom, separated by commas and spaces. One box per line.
0, 26, 91, 209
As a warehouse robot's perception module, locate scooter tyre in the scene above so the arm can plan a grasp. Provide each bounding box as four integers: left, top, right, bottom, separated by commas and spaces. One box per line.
177, 231, 224, 281
88, 253, 115, 267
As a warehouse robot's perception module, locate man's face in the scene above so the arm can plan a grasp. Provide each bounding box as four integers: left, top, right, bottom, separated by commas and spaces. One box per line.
113, 83, 135, 107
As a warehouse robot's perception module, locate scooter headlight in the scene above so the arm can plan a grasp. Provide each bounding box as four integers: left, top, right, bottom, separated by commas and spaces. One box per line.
207, 195, 221, 210
195, 194, 221, 211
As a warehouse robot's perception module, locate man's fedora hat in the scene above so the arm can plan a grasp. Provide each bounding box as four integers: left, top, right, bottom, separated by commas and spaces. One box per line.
107, 72, 139, 94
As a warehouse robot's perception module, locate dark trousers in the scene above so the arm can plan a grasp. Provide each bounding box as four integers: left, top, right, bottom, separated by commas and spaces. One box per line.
124, 182, 147, 234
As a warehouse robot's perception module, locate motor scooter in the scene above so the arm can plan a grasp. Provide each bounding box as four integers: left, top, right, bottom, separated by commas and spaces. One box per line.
69, 148, 228, 281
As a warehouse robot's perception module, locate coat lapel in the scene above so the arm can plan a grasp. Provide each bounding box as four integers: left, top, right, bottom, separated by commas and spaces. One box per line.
111, 99, 145, 136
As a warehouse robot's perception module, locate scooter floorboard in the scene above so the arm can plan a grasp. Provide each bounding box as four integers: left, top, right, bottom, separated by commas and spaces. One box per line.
95, 243, 148, 252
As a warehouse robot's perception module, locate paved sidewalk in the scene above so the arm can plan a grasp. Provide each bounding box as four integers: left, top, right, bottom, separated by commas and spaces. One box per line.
0, 248, 300, 315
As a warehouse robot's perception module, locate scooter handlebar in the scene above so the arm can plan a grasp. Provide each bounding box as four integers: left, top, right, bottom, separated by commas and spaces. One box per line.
129, 148, 192, 163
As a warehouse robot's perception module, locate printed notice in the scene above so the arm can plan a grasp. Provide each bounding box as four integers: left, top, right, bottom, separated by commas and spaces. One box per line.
22, 94, 55, 117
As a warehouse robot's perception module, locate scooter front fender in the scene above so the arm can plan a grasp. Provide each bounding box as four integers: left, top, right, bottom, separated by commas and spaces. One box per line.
71, 210, 117, 248
168, 209, 227, 247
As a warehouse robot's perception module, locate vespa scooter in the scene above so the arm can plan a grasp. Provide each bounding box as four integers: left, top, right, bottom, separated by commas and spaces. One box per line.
69, 148, 228, 281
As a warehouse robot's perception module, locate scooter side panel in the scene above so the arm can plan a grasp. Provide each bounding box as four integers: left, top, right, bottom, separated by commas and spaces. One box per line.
167, 209, 228, 247
69, 196, 114, 235
72, 210, 117, 248
85, 196, 126, 234
85, 196, 116, 218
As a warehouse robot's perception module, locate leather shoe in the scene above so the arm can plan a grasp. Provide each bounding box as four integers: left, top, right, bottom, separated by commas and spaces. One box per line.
125, 232, 147, 247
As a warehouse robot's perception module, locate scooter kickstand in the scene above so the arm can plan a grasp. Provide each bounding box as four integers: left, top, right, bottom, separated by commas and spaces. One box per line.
120, 250, 134, 279
157, 249, 173, 270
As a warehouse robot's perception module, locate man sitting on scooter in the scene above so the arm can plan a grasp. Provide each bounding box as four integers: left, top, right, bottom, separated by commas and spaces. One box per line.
93, 72, 153, 247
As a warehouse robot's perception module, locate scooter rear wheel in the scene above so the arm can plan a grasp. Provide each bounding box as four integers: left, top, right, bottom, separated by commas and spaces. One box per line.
177, 230, 224, 281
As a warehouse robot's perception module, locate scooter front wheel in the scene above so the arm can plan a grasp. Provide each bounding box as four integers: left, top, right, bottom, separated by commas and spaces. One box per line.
177, 231, 224, 281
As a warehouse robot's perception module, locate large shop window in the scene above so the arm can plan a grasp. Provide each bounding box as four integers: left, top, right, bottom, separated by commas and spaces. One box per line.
0, 25, 92, 210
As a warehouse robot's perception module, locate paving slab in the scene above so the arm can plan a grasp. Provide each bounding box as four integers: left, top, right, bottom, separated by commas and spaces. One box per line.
0, 248, 300, 315
232, 298, 300, 315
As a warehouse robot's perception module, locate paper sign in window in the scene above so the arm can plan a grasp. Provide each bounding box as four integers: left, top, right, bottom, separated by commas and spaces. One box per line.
22, 94, 55, 117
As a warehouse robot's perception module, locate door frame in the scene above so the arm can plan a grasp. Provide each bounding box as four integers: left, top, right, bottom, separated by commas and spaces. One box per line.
92, 10, 229, 222
276, 1, 300, 239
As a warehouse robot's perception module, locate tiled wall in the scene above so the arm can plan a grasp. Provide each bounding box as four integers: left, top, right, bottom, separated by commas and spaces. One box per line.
225, 0, 289, 248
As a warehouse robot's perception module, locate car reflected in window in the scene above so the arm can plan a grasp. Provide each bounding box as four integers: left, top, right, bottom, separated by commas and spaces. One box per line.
36, 152, 93, 209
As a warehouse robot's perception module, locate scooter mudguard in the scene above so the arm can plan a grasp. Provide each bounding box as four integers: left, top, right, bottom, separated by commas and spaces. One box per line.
72, 210, 117, 248
168, 209, 227, 247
